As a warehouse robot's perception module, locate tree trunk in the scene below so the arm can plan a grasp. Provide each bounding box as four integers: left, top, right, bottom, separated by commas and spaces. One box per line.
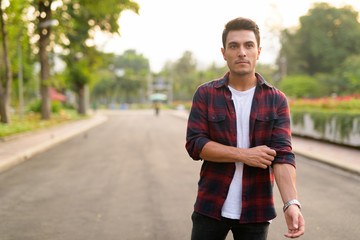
0, 94, 10, 123
77, 84, 86, 115
0, 0, 13, 124
38, 0, 52, 120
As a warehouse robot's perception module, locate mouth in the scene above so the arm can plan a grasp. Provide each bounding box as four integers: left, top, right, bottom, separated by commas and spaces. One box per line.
235, 60, 249, 65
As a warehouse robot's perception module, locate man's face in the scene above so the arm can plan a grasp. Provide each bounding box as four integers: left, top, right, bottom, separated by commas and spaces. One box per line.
221, 30, 261, 76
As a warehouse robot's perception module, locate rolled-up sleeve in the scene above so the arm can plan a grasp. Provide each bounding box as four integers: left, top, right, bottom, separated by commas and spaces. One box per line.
271, 94, 295, 167
185, 86, 211, 160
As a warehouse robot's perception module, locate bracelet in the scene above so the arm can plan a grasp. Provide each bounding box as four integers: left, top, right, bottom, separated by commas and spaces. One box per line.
283, 199, 301, 212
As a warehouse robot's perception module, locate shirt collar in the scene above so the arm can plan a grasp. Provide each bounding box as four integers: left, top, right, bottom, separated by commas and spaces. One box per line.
214, 72, 273, 89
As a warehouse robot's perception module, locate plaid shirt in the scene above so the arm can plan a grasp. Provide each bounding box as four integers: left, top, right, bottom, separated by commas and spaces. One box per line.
185, 72, 295, 223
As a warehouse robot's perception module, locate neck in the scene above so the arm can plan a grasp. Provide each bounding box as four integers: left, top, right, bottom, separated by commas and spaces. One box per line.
228, 71, 257, 91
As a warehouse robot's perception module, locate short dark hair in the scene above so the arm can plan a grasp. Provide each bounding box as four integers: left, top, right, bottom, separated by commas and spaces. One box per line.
222, 17, 260, 49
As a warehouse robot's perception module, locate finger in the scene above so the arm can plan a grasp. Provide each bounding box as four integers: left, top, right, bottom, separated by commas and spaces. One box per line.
297, 216, 306, 235
284, 229, 304, 238
266, 159, 273, 165
284, 219, 305, 238
268, 148, 277, 156
284, 229, 299, 238
259, 161, 271, 169
297, 224, 305, 236
262, 147, 276, 157
261, 159, 272, 167
259, 163, 268, 169
264, 154, 275, 161
292, 213, 299, 229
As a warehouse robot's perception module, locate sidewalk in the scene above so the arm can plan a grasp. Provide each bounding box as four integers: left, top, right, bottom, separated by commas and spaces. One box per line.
171, 110, 360, 175
0, 113, 108, 173
1, 110, 359, 175
291, 136, 360, 175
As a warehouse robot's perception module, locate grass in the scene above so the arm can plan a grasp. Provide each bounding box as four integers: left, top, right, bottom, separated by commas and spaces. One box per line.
0, 109, 88, 139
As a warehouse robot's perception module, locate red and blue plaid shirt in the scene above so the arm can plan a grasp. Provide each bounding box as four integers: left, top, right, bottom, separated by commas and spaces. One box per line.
185, 72, 295, 223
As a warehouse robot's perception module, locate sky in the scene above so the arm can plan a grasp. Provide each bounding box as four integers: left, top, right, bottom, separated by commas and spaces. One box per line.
94, 0, 360, 72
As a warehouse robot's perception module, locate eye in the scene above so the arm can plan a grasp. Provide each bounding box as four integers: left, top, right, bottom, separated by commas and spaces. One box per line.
246, 42, 255, 48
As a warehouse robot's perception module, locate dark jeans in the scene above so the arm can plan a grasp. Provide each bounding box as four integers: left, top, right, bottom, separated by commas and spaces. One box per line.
191, 212, 270, 240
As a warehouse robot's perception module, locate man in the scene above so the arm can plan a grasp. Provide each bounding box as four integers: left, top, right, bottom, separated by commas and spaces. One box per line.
185, 17, 305, 240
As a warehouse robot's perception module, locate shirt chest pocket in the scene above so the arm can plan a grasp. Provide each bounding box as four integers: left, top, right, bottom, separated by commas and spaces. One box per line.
254, 113, 278, 143
208, 113, 226, 122
207, 111, 228, 138
256, 112, 278, 122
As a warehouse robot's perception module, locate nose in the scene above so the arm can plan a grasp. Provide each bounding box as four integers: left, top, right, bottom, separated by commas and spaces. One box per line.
238, 46, 246, 57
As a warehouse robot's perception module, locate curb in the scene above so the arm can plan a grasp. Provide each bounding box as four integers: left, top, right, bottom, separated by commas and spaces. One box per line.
0, 114, 108, 173
292, 148, 360, 176
169, 110, 360, 175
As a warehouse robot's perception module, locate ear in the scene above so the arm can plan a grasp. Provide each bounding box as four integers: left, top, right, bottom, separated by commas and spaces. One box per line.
257, 46, 262, 60
221, 48, 226, 60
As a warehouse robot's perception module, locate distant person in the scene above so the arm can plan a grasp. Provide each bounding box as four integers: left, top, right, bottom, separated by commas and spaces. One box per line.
185, 17, 305, 240
154, 101, 161, 116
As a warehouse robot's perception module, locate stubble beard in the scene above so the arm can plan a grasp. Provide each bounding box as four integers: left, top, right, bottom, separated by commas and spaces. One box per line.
229, 64, 254, 77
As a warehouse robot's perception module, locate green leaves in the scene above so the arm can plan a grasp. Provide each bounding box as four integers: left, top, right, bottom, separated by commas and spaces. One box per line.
278, 75, 323, 98
290, 95, 360, 141
278, 3, 360, 97
281, 3, 360, 75
339, 55, 360, 94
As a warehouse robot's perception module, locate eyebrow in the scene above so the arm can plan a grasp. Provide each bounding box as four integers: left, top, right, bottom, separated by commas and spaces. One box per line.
227, 41, 239, 46
227, 40, 255, 46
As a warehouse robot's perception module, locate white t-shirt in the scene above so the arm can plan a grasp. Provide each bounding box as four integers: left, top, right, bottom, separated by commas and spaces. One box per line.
221, 85, 256, 220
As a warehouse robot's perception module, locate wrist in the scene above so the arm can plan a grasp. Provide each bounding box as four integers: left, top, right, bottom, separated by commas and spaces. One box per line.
235, 147, 247, 163
283, 199, 301, 212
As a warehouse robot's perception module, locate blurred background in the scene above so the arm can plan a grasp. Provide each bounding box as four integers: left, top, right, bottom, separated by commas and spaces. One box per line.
0, 0, 359, 144
1, 1, 360, 239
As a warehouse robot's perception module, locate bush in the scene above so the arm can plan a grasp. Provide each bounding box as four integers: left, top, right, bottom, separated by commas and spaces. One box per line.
289, 94, 360, 110
0, 109, 86, 138
27, 99, 63, 113
290, 95, 360, 140
27, 99, 41, 113
279, 75, 323, 98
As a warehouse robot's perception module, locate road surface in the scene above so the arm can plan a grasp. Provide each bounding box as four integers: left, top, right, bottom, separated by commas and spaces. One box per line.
0, 110, 359, 240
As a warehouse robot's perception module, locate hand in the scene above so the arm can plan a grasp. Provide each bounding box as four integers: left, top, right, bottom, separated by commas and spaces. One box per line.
242, 145, 276, 169
284, 205, 305, 238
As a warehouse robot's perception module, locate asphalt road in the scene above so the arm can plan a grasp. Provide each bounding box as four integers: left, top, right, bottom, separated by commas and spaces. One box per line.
0, 110, 359, 240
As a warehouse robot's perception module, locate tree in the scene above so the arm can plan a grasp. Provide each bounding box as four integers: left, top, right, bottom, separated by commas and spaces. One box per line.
114, 49, 149, 75
255, 63, 278, 86
91, 70, 116, 106
279, 3, 360, 75
90, 50, 149, 105
0, 0, 13, 124
112, 49, 149, 103
196, 62, 227, 91
59, 0, 139, 114
37, 0, 55, 120
0, 1, 36, 123
337, 55, 360, 94
278, 75, 323, 98
172, 51, 197, 100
